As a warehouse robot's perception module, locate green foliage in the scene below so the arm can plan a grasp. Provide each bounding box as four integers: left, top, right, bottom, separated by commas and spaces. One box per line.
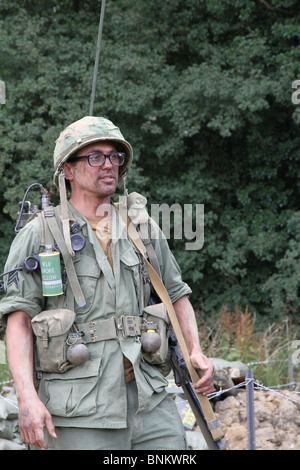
0, 0, 299, 320
198, 305, 300, 386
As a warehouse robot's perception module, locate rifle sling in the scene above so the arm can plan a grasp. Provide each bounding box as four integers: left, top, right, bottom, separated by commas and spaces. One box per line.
122, 211, 224, 444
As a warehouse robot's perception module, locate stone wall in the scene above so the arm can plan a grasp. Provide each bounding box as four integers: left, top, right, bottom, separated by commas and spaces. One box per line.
214, 389, 300, 450
0, 386, 27, 450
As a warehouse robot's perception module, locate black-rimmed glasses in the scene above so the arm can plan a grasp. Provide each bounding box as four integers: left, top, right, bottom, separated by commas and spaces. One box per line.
68, 151, 125, 167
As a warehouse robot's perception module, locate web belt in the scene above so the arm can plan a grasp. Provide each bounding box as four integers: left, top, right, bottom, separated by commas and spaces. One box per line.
77, 316, 143, 343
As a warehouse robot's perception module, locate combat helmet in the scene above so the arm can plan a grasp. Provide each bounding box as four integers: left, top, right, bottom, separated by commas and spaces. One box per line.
52, 116, 133, 259
53, 116, 133, 185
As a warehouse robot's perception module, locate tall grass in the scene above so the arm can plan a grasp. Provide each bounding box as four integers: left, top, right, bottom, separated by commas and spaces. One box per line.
198, 305, 300, 387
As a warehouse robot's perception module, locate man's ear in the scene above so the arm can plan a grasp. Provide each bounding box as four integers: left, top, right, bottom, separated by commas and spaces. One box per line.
63, 162, 75, 181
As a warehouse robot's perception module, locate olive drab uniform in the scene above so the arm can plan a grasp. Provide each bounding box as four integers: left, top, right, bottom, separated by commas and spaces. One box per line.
0, 199, 191, 430
0, 116, 191, 443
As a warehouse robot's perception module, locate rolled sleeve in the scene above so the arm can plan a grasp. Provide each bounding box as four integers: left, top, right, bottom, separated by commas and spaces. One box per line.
0, 218, 45, 325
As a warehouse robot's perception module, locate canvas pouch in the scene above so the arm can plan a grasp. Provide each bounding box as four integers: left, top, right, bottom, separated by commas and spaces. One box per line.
31, 308, 77, 374
142, 302, 171, 375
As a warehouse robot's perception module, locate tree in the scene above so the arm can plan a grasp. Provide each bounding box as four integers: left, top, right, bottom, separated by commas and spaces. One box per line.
0, 0, 299, 319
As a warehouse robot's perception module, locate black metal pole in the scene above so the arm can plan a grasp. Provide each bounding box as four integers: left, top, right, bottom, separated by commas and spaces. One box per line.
246, 368, 255, 450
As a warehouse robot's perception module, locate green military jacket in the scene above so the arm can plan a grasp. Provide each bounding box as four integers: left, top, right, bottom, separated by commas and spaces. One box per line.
0, 202, 191, 429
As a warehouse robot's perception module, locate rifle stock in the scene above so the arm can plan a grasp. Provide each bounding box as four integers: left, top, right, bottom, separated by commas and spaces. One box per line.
169, 330, 226, 450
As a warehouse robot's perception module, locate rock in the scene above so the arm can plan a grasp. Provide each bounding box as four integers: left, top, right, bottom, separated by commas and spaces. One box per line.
0, 438, 27, 450
223, 424, 248, 450
278, 397, 298, 422
215, 395, 240, 412
210, 358, 248, 376
255, 426, 278, 446
253, 399, 273, 423
0, 418, 19, 440
214, 389, 300, 450
186, 431, 208, 450
0, 387, 18, 420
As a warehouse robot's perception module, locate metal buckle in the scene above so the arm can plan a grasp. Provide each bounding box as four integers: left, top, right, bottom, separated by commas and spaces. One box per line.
117, 315, 140, 338
89, 320, 99, 342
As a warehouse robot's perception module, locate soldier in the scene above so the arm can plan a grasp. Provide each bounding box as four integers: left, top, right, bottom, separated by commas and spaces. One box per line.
0, 116, 214, 450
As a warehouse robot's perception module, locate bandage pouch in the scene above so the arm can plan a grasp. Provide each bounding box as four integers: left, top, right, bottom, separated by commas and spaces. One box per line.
32, 309, 76, 374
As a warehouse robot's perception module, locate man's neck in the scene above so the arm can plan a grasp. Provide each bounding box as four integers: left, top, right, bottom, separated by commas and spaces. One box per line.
69, 194, 112, 219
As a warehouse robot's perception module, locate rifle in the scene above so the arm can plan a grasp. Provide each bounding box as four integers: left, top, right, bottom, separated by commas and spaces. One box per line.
120, 209, 226, 450
169, 330, 226, 450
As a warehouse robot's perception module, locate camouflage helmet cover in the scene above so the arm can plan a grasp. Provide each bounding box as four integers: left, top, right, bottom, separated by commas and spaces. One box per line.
53, 116, 133, 184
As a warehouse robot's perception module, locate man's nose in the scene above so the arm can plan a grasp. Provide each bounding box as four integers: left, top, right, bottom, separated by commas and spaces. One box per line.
102, 155, 114, 169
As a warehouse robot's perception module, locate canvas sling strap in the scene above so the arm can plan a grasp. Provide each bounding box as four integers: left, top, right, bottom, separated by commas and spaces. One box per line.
42, 205, 86, 308
118, 204, 224, 446
58, 171, 75, 259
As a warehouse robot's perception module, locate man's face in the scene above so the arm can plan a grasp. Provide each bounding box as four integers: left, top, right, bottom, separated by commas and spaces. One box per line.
64, 141, 119, 199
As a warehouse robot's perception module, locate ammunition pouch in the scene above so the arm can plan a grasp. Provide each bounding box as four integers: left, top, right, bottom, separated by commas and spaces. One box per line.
32, 301, 172, 376
141, 302, 172, 376
32, 308, 78, 374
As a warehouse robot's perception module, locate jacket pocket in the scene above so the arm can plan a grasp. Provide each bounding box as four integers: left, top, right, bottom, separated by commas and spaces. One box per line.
120, 247, 143, 313
39, 354, 101, 418
140, 359, 168, 393
72, 254, 101, 315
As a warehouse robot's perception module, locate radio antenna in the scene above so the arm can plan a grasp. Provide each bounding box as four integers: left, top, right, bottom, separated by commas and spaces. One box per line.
89, 0, 106, 116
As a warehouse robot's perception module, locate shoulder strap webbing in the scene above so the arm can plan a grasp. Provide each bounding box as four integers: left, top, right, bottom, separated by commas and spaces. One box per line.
59, 172, 74, 258
116, 194, 162, 278
119, 206, 224, 446
138, 221, 162, 279
43, 206, 86, 308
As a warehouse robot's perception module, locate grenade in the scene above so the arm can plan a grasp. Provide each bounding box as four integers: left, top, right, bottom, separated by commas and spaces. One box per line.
67, 343, 89, 366
141, 329, 161, 354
